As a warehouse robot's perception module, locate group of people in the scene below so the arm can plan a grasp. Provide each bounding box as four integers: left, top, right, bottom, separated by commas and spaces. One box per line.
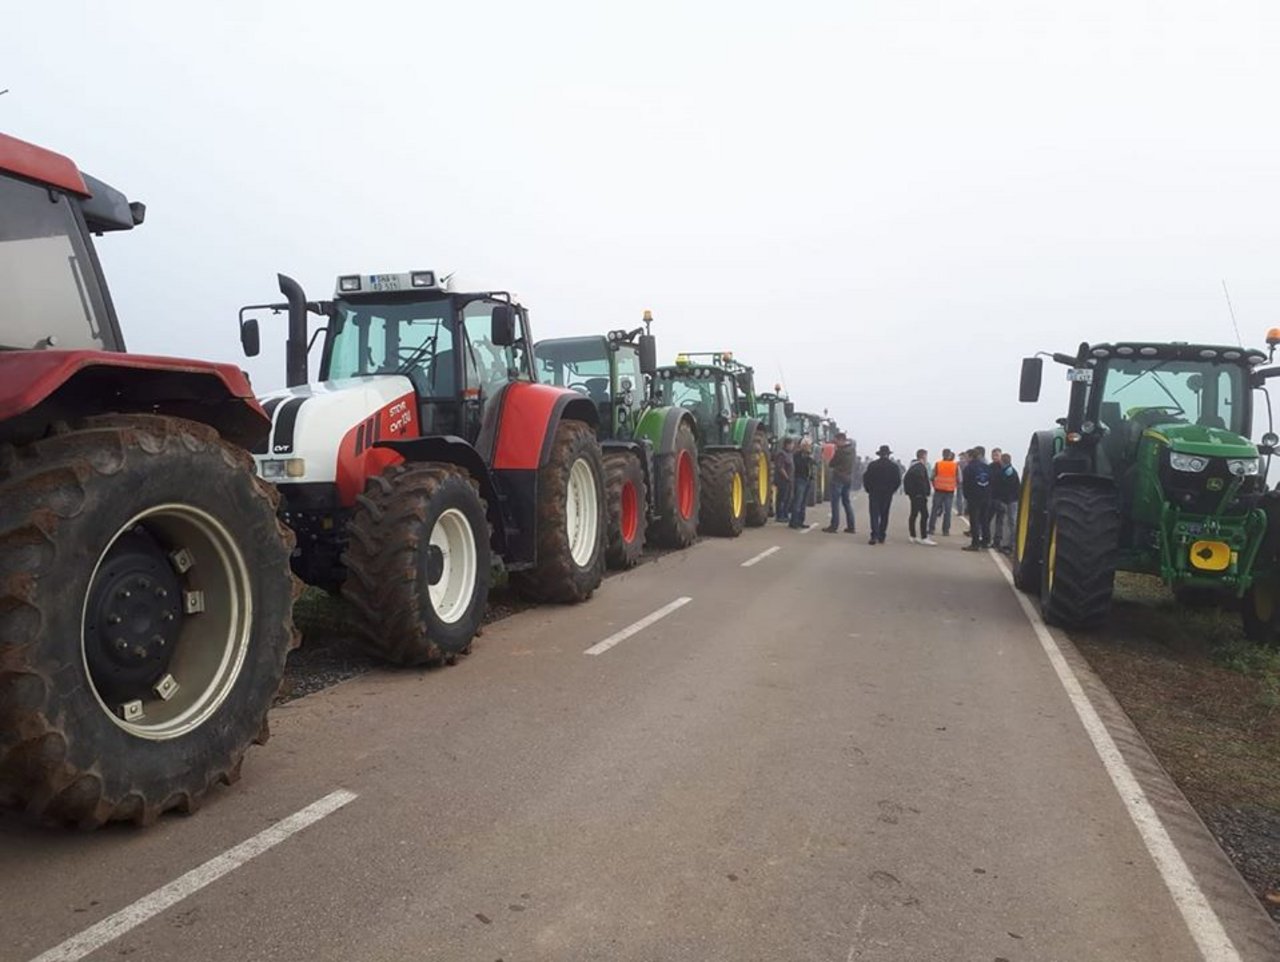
770, 438, 1022, 551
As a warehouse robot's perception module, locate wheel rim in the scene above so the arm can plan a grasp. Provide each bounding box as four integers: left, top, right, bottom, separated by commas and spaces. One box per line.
620, 480, 639, 543
1047, 521, 1058, 592
566, 457, 599, 567
1016, 471, 1032, 562
731, 471, 744, 517
428, 508, 478, 625
81, 505, 252, 741
756, 453, 769, 501
676, 450, 695, 520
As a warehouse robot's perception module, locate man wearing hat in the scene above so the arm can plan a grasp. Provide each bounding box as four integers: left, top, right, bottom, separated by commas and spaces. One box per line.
862, 444, 902, 545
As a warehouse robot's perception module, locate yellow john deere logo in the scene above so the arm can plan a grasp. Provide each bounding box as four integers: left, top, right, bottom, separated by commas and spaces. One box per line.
1189, 540, 1230, 571
1206, 477, 1224, 491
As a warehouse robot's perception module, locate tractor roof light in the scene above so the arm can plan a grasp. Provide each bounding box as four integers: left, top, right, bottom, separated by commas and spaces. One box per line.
337, 275, 361, 293
410, 271, 436, 288
643, 309, 653, 322
1267, 328, 1280, 347
674, 353, 691, 366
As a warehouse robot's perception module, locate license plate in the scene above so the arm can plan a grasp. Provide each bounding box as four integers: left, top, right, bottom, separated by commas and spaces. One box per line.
366, 274, 404, 292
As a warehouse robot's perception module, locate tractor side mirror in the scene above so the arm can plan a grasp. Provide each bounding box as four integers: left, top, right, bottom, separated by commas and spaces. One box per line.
784, 401, 795, 417
1262, 431, 1279, 455
638, 333, 658, 376
239, 318, 261, 358
491, 305, 515, 347
1019, 357, 1043, 402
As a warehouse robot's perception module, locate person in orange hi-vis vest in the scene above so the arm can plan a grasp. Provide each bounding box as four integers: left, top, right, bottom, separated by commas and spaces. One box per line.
928, 448, 959, 537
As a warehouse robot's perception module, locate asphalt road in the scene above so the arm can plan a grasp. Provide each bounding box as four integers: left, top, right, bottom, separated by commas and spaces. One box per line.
3, 505, 1278, 962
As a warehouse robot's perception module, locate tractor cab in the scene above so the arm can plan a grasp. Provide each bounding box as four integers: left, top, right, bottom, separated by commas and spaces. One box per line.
655, 354, 742, 446
756, 385, 794, 444
535, 321, 658, 442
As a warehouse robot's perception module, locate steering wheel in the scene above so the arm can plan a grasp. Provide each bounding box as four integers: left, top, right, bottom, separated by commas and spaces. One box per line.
1128, 405, 1185, 426
568, 382, 592, 396
395, 340, 435, 373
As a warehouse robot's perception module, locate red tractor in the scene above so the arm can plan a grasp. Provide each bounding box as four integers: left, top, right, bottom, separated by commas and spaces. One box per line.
0, 133, 298, 827
238, 271, 607, 665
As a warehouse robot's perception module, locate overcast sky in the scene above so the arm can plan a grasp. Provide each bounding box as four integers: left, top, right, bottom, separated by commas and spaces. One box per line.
6, 1, 1280, 460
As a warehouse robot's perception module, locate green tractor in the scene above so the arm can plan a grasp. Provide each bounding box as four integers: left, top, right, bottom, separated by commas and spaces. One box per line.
793, 410, 826, 505
536, 314, 700, 568
1015, 339, 1280, 637
655, 352, 771, 536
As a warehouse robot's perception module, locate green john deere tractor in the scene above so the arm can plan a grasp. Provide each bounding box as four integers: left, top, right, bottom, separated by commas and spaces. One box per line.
536, 314, 700, 568
655, 352, 771, 535
1015, 339, 1280, 639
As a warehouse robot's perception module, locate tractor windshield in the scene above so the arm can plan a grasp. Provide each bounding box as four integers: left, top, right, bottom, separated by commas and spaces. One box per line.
1095, 359, 1247, 435
0, 173, 112, 351
328, 296, 456, 395
537, 337, 611, 403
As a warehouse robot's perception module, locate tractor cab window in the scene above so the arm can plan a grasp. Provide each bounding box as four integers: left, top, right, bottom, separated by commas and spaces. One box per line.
716, 377, 735, 421
659, 375, 716, 425
327, 297, 455, 397
0, 174, 112, 351
615, 346, 643, 411
536, 337, 611, 404
461, 299, 532, 398
1096, 359, 1246, 435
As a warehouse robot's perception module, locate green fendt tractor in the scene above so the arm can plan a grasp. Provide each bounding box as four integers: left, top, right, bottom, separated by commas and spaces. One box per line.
655, 352, 771, 535
536, 314, 700, 567
756, 385, 795, 514
1014, 339, 1280, 638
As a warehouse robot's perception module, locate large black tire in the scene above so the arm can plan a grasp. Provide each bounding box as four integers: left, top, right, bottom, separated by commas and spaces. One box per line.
604, 451, 646, 570
698, 451, 746, 538
743, 431, 772, 528
0, 415, 297, 828
648, 420, 699, 549
512, 420, 606, 603
1013, 440, 1050, 593
1242, 578, 1280, 646
1040, 483, 1120, 629
343, 463, 492, 666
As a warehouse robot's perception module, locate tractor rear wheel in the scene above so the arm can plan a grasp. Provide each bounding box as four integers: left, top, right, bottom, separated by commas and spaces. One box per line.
0, 415, 297, 828
604, 451, 646, 569
744, 431, 772, 528
648, 420, 699, 549
343, 463, 492, 665
1013, 440, 1050, 593
698, 451, 746, 538
1040, 483, 1120, 628
513, 420, 606, 603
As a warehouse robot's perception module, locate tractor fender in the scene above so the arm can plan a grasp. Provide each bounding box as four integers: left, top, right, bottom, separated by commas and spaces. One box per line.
482, 381, 599, 471
0, 349, 268, 449
635, 406, 699, 453
731, 417, 764, 452
374, 435, 509, 556
601, 437, 655, 500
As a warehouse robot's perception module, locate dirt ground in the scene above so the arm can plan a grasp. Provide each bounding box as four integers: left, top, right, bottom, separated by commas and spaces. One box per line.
1070, 573, 1280, 921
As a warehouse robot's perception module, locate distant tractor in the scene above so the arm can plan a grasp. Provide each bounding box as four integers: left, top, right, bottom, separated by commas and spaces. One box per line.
795, 410, 826, 505
239, 271, 606, 666
536, 312, 700, 568
655, 353, 771, 536
0, 133, 297, 827
1015, 340, 1280, 637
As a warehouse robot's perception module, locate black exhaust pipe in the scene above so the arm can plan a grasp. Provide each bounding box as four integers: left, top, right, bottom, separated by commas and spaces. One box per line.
278, 274, 309, 388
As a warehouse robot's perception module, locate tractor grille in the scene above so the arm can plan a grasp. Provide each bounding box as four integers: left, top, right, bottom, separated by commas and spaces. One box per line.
1159, 455, 1264, 516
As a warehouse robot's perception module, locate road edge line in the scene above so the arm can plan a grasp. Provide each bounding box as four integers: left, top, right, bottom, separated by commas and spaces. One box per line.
988, 552, 1242, 962
583, 597, 692, 656
741, 546, 781, 567
28, 789, 359, 962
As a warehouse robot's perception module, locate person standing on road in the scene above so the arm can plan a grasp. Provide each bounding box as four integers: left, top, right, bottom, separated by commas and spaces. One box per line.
774, 437, 794, 523
904, 449, 935, 545
862, 444, 901, 545
824, 432, 857, 533
955, 449, 969, 518
961, 446, 993, 551
991, 452, 1020, 554
928, 448, 958, 537
789, 438, 814, 529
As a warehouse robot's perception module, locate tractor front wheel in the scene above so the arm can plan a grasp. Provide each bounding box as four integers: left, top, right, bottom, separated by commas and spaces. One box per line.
698, 451, 746, 538
744, 431, 772, 528
512, 420, 606, 603
648, 420, 699, 549
1039, 483, 1120, 629
604, 451, 647, 569
343, 463, 492, 665
1013, 440, 1050, 593
0, 415, 297, 828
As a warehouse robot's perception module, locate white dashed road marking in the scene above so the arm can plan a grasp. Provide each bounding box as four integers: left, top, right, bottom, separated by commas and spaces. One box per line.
584, 597, 692, 656
741, 546, 781, 567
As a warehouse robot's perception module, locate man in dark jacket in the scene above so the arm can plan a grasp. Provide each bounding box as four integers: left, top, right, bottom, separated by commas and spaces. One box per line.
991, 452, 1020, 553
773, 437, 794, 522
789, 438, 814, 529
903, 448, 934, 545
862, 444, 901, 545
823, 433, 857, 533
961, 445, 993, 550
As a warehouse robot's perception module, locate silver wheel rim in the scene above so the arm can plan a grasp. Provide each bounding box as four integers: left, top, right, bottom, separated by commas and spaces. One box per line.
81, 504, 253, 741
428, 508, 478, 625
566, 457, 599, 567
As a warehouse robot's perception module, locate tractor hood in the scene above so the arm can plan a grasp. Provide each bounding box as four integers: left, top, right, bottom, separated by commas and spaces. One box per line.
1148, 422, 1259, 459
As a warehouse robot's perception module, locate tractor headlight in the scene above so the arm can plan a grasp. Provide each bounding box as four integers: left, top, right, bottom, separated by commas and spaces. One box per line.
260, 458, 307, 479
1169, 452, 1209, 473
1227, 457, 1260, 477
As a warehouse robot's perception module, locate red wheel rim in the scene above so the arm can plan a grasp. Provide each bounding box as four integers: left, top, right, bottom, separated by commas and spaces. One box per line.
676, 450, 695, 520
621, 480, 639, 543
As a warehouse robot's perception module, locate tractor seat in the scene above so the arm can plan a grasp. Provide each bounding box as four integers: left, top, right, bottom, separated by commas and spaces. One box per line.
581, 378, 611, 404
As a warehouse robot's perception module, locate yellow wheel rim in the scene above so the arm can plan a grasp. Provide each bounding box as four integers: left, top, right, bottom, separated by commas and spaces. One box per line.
732, 472, 744, 517
757, 453, 769, 501
1016, 470, 1031, 562
1047, 521, 1058, 591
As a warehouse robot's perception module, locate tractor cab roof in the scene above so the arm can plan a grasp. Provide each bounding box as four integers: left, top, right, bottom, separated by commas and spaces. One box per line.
536, 335, 610, 361
1084, 342, 1268, 367
0, 132, 144, 233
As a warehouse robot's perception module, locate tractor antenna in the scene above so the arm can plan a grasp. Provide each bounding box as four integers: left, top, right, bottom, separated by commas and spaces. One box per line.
777, 363, 787, 394
1222, 279, 1243, 346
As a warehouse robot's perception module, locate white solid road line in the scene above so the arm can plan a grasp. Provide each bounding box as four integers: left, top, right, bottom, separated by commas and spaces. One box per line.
989, 554, 1241, 962
28, 789, 359, 962
584, 597, 692, 656
800, 523, 818, 534
741, 546, 781, 567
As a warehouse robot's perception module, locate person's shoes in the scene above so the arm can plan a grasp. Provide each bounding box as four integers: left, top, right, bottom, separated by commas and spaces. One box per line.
942, 531, 950, 537
788, 523, 802, 529
908, 536, 918, 544
962, 544, 982, 552
921, 538, 937, 546
868, 537, 877, 545
823, 525, 838, 533
844, 527, 856, 533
